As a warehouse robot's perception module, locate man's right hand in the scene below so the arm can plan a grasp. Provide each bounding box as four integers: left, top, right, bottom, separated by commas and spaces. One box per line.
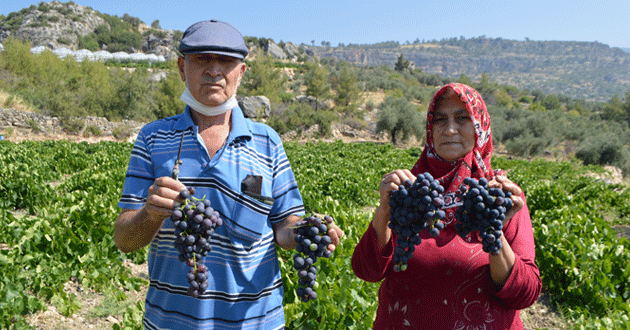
145, 176, 189, 219
114, 177, 188, 253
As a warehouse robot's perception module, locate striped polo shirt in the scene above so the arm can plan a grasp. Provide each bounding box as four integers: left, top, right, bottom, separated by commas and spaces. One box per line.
118, 106, 305, 330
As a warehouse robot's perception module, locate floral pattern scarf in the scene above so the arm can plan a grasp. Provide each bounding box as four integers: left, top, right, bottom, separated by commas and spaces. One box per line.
411, 83, 501, 224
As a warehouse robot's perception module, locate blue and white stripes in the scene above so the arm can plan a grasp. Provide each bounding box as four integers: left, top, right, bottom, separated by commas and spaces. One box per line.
118, 106, 304, 329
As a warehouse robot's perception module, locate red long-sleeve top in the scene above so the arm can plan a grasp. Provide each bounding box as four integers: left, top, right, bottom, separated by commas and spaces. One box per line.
352, 192, 541, 330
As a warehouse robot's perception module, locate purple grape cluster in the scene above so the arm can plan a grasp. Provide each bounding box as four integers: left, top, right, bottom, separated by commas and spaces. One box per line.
388, 172, 446, 272
170, 187, 223, 297
292, 215, 334, 302
186, 262, 209, 297
455, 177, 513, 255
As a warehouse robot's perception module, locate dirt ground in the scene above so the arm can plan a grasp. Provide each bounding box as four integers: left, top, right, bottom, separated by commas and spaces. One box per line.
22, 261, 571, 330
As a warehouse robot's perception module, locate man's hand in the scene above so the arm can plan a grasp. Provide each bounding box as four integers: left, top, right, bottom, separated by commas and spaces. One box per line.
115, 176, 187, 253
145, 176, 189, 218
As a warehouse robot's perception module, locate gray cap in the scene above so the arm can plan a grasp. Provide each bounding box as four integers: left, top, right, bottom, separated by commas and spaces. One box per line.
178, 20, 249, 59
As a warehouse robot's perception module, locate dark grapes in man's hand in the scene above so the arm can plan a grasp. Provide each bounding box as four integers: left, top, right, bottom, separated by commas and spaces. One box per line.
170, 187, 222, 297
292, 215, 335, 302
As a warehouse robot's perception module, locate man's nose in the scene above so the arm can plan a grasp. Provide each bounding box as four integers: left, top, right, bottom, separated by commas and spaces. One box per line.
204, 61, 222, 75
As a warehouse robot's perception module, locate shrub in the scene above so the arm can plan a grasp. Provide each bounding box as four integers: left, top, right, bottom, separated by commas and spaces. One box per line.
27, 119, 42, 133
112, 125, 132, 140
3, 94, 16, 108
375, 96, 424, 145
57, 36, 72, 45
61, 118, 84, 134
85, 125, 103, 137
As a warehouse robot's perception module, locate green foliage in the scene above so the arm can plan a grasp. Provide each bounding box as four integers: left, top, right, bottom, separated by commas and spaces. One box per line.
88, 13, 143, 52
152, 61, 185, 119
1, 141, 630, 328
242, 55, 287, 106
267, 103, 336, 137
0, 141, 146, 328
375, 96, 424, 144
85, 125, 103, 137
394, 53, 410, 72
0, 38, 178, 122
576, 133, 630, 173
332, 66, 361, 113
304, 61, 331, 107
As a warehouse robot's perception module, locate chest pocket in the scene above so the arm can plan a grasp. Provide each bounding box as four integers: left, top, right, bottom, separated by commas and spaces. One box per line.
225, 194, 272, 249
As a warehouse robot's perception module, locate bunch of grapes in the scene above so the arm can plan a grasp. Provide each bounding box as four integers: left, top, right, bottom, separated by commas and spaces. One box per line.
169, 187, 223, 297
454, 177, 513, 255
292, 215, 335, 302
388, 172, 446, 272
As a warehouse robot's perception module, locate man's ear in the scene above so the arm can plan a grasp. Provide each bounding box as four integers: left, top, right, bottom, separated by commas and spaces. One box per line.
177, 56, 187, 82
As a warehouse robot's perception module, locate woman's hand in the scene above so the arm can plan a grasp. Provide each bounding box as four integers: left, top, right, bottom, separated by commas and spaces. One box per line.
488, 175, 524, 225
378, 169, 416, 212
372, 169, 416, 250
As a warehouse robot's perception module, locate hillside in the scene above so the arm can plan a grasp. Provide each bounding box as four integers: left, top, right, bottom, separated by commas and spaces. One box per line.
307, 38, 630, 102
2, 1, 630, 103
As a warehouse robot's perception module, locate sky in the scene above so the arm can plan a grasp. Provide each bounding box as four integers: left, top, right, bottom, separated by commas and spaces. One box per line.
2, 0, 630, 49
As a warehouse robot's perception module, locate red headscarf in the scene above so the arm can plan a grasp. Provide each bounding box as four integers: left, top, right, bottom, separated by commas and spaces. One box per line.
411, 83, 501, 224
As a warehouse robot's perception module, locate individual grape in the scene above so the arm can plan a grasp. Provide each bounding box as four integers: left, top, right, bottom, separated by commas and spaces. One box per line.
170, 186, 222, 297
388, 172, 446, 272
292, 214, 336, 302
179, 188, 191, 200
455, 177, 514, 255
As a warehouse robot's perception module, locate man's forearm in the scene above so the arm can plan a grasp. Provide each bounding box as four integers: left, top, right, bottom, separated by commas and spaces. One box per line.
115, 208, 166, 253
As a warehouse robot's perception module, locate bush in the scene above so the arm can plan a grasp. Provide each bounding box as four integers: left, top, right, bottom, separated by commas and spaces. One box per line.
112, 125, 132, 140
267, 102, 337, 137
375, 96, 424, 145
84, 125, 103, 137
27, 119, 42, 133
575, 133, 628, 168
62, 118, 84, 134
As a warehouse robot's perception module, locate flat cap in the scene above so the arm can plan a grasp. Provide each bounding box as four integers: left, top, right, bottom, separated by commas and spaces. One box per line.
178, 20, 249, 59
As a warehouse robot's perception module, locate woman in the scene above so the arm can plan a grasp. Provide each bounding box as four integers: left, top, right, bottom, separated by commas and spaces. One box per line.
352, 83, 541, 329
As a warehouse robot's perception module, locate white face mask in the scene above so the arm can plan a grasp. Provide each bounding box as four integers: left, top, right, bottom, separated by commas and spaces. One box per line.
180, 87, 238, 117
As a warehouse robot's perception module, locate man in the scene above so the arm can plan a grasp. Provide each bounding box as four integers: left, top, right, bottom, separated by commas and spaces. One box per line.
114, 20, 343, 329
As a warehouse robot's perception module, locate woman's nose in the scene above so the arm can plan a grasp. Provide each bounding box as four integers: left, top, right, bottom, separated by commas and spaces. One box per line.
444, 118, 459, 135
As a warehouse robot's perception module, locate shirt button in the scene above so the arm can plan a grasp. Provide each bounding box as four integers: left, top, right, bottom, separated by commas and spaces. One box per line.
202, 163, 207, 168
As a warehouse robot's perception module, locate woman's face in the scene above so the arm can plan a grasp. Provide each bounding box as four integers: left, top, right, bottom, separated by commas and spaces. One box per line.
431, 92, 476, 162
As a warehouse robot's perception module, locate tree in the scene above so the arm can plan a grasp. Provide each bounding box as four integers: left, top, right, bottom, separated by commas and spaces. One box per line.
304, 62, 330, 110
153, 61, 186, 119
394, 54, 410, 72
376, 96, 424, 145
242, 55, 286, 106
334, 66, 360, 112
151, 20, 161, 29
602, 94, 625, 121
458, 73, 472, 86
542, 94, 561, 110
623, 90, 630, 123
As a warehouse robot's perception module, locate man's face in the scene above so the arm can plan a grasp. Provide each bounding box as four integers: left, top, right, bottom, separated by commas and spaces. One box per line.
178, 53, 246, 107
